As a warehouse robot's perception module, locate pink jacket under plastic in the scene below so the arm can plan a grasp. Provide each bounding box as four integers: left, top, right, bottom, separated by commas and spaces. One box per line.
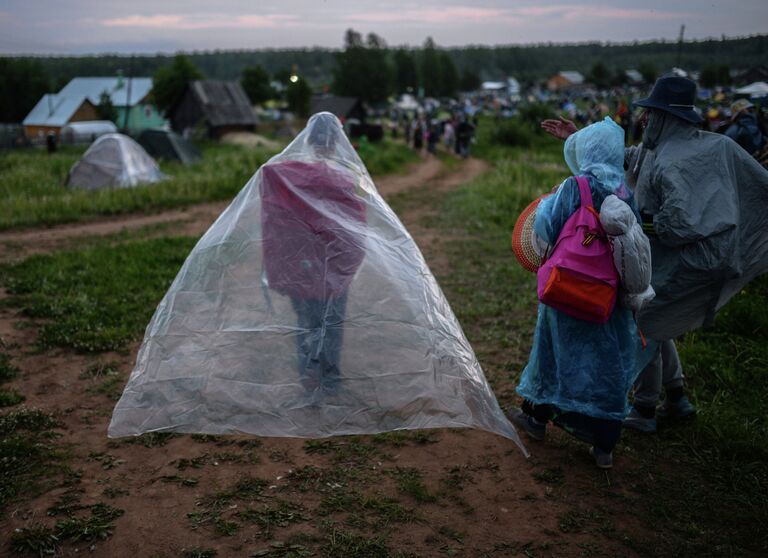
261, 160, 366, 300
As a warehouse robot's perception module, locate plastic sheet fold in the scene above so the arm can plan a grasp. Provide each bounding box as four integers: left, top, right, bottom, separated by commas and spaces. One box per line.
109, 113, 524, 453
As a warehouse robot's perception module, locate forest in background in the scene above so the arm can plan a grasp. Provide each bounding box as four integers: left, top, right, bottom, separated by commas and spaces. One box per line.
9, 34, 767, 88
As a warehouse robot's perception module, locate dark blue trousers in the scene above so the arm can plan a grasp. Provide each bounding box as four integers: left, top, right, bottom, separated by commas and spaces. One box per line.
290, 293, 348, 393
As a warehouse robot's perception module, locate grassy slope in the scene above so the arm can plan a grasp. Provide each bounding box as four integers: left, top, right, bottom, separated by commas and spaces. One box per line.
0, 139, 416, 231
1, 121, 765, 555
444, 121, 768, 556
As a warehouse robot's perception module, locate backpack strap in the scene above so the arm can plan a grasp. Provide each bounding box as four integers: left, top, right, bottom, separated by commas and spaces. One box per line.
574, 176, 594, 208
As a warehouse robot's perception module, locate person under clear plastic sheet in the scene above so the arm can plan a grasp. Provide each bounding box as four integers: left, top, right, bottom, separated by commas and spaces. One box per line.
108, 111, 524, 448
260, 113, 366, 401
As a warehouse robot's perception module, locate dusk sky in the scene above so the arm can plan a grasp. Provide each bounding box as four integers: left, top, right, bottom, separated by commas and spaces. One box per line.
1, 0, 765, 55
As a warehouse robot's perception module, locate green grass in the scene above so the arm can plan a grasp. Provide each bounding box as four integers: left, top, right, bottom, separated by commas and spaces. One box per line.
2, 236, 196, 352
0, 143, 274, 231
0, 408, 67, 513
387, 467, 438, 504
0, 139, 415, 231
2, 118, 765, 555
0, 353, 20, 382
11, 502, 124, 555
439, 119, 768, 555
356, 139, 419, 176
0, 353, 24, 407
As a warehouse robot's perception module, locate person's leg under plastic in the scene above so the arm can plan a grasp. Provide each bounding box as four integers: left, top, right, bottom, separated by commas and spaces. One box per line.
318, 292, 348, 393
291, 298, 324, 392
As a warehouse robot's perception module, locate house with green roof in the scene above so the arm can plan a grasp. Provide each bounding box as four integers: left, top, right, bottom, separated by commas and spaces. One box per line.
23, 76, 167, 139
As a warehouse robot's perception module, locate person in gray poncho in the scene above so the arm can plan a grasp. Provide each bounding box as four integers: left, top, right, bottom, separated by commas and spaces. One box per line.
543, 75, 768, 433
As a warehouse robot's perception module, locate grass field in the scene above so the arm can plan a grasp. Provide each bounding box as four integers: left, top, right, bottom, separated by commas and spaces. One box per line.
0, 139, 417, 231
0, 119, 766, 556
438, 126, 768, 555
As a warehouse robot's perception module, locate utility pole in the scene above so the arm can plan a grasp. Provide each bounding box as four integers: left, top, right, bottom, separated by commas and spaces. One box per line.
676, 24, 685, 68
123, 56, 133, 132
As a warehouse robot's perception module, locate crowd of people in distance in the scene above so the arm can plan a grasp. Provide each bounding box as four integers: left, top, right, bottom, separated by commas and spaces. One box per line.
396, 113, 477, 158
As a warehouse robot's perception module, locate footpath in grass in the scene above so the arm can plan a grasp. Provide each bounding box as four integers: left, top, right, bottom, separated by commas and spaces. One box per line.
1, 122, 766, 555
0, 139, 416, 231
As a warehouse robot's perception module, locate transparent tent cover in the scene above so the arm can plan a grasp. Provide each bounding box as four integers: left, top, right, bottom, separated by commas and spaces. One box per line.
108, 113, 525, 454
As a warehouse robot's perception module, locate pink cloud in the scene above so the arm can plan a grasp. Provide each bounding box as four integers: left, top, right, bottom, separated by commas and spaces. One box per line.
101, 13, 297, 30
512, 5, 685, 21
345, 7, 519, 25
345, 4, 685, 26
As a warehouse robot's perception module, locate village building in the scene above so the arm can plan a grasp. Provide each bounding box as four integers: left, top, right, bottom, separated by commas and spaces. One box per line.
22, 76, 166, 139
309, 95, 366, 123
546, 71, 586, 92
168, 80, 258, 139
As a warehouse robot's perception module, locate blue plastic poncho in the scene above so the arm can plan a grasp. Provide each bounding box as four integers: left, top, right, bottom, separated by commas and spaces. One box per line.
516, 117, 640, 421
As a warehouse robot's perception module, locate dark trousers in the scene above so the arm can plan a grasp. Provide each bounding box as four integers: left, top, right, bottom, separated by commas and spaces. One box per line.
290, 293, 348, 392
522, 400, 622, 453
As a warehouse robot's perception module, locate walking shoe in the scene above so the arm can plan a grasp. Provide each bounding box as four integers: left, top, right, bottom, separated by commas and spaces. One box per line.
589, 446, 613, 469
657, 394, 696, 419
507, 407, 546, 441
623, 407, 657, 433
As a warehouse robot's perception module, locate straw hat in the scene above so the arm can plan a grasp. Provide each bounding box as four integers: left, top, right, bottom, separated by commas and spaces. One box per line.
511, 194, 549, 273
730, 98, 754, 115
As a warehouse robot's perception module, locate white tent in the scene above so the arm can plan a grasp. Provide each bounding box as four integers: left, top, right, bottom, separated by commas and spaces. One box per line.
396, 94, 420, 111
735, 82, 768, 96
481, 81, 506, 91
60, 120, 118, 144
66, 133, 165, 190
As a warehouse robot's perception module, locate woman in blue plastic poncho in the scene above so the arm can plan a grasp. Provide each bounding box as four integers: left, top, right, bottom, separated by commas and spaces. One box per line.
510, 117, 640, 469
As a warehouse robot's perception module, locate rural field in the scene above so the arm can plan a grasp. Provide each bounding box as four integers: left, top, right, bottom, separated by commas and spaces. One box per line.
0, 125, 766, 558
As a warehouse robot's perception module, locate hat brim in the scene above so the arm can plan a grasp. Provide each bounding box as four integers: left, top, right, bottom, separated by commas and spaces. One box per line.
512, 194, 550, 273
633, 98, 703, 124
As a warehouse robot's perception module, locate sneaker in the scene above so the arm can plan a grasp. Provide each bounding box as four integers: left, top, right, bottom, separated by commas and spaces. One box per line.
589, 446, 613, 469
623, 407, 657, 433
657, 394, 696, 419
507, 407, 546, 441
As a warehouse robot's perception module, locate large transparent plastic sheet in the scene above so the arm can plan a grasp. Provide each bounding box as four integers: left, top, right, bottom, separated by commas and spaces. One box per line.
109, 113, 526, 455
67, 133, 165, 190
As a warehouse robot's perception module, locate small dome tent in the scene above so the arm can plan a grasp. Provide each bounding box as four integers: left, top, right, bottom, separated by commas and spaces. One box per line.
66, 133, 165, 190
137, 128, 200, 166
108, 113, 525, 454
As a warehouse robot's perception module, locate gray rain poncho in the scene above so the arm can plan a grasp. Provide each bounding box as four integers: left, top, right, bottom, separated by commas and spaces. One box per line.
627, 112, 768, 340
109, 112, 524, 453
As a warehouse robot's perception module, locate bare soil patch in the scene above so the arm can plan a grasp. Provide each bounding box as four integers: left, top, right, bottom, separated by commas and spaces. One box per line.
0, 157, 652, 557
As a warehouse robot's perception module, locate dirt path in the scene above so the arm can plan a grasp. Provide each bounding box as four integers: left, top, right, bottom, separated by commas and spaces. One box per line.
0, 156, 650, 557
0, 156, 448, 262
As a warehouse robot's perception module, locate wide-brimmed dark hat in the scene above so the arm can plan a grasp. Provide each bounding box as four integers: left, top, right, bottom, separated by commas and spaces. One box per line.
634, 75, 703, 124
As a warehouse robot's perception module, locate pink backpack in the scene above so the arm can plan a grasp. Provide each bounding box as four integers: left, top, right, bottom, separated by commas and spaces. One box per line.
537, 176, 619, 323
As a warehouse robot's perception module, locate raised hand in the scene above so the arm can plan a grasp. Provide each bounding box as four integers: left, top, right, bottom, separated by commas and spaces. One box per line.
540, 116, 578, 141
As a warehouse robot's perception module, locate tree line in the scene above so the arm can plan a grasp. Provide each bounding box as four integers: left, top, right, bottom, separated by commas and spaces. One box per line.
2, 33, 765, 122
